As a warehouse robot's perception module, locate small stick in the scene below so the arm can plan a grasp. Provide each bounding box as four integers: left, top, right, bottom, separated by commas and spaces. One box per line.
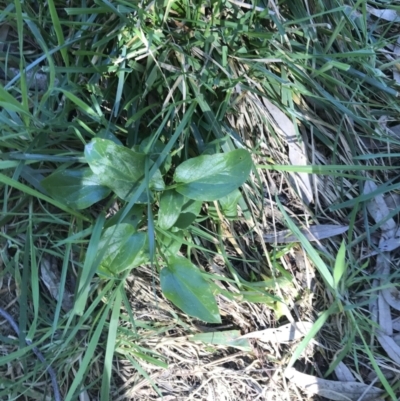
0, 307, 62, 401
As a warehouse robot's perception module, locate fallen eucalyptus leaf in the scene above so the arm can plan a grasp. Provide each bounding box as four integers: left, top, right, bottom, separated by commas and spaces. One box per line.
378, 291, 393, 335
368, 367, 395, 382
377, 331, 400, 364
384, 192, 400, 213
241, 321, 313, 343
364, 180, 400, 367
263, 225, 348, 244
378, 237, 400, 253
388, 124, 400, 141
382, 285, 400, 312
369, 293, 379, 325
393, 37, 400, 83
40, 257, 73, 312
285, 367, 384, 401
392, 316, 400, 331
262, 97, 313, 205
394, 334, 400, 347
364, 181, 396, 237
334, 362, 355, 382
367, 6, 400, 22
361, 237, 400, 259
4, 67, 59, 90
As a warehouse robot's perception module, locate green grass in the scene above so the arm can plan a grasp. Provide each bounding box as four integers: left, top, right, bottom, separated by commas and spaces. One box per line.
1, 0, 400, 400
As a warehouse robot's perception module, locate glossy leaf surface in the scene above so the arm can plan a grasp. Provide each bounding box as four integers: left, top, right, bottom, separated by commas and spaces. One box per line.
85, 138, 164, 202
158, 190, 185, 230
174, 149, 252, 201
41, 168, 110, 210
97, 224, 149, 277
173, 199, 202, 229
160, 256, 221, 323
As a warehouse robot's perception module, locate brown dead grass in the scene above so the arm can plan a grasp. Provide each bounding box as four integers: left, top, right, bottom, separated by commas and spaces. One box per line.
111, 266, 315, 401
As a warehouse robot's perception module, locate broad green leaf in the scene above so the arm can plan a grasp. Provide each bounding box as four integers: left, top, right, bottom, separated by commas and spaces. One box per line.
158, 190, 185, 230
174, 199, 202, 229
41, 168, 111, 210
0, 173, 90, 222
85, 138, 165, 202
190, 330, 251, 351
160, 255, 221, 323
97, 129, 123, 145
174, 149, 252, 201
157, 230, 184, 256
218, 189, 241, 218
97, 224, 149, 277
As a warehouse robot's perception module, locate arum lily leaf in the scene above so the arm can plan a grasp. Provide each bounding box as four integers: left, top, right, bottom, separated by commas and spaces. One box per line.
158, 190, 185, 230
97, 224, 149, 277
41, 168, 110, 209
174, 149, 251, 201
160, 255, 221, 323
85, 138, 164, 202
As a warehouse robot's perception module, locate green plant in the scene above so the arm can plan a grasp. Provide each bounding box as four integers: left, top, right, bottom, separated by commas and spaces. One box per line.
42, 137, 252, 323
2, 0, 400, 398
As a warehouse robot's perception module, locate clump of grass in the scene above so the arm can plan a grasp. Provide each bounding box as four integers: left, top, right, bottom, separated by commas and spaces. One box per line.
1, 0, 400, 400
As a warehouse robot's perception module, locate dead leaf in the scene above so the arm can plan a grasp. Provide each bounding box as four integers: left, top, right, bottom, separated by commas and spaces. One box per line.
378, 291, 392, 335
241, 321, 313, 343
285, 367, 384, 401
367, 367, 395, 382
263, 225, 349, 243
394, 334, 400, 347
6, 67, 59, 91
378, 237, 400, 253
364, 180, 400, 362
377, 331, 400, 364
361, 237, 400, 259
369, 292, 378, 325
392, 317, 400, 331
364, 181, 396, 238
384, 193, 400, 213
393, 37, 400, 83
343, 6, 362, 21
334, 362, 355, 382
367, 6, 400, 22
382, 285, 400, 312
40, 257, 73, 312
261, 97, 313, 205
388, 124, 400, 140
